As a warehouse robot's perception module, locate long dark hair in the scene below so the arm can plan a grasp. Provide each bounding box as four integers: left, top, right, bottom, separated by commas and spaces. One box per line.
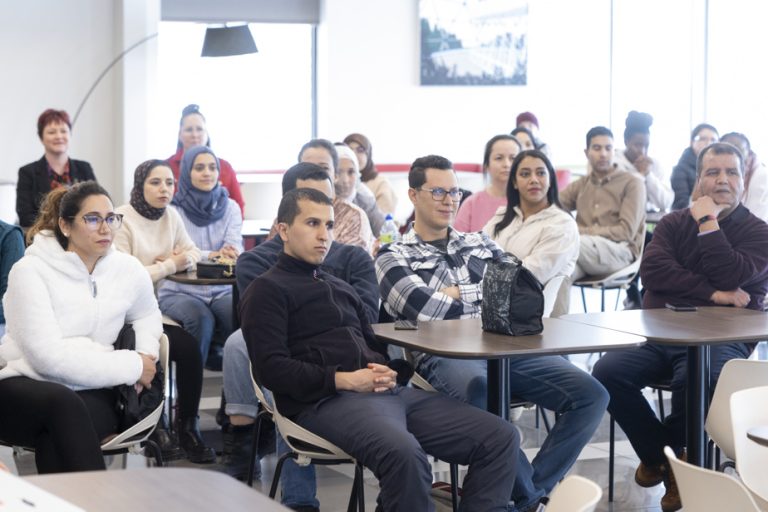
492, 149, 564, 237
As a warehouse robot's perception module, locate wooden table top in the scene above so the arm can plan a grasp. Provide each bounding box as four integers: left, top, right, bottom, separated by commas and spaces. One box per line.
372, 317, 646, 359
166, 270, 236, 286
562, 307, 768, 345
26, 468, 289, 511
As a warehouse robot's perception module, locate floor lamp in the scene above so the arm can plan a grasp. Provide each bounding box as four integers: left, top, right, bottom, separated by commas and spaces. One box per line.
72, 24, 258, 126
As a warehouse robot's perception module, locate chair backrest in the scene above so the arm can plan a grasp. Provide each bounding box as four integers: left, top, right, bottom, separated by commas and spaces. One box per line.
664, 446, 761, 511
249, 363, 355, 463
546, 475, 602, 512
248, 363, 274, 415
542, 275, 566, 318
730, 386, 768, 509
101, 333, 170, 452
705, 359, 768, 460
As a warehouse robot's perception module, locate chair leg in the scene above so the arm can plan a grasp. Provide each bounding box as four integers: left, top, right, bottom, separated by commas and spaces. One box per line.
581, 287, 588, 313
657, 388, 665, 421
538, 407, 552, 434
608, 415, 615, 502
269, 452, 296, 499
614, 288, 621, 310
450, 463, 459, 512
144, 439, 165, 467
600, 288, 606, 312
356, 463, 365, 512
247, 411, 270, 486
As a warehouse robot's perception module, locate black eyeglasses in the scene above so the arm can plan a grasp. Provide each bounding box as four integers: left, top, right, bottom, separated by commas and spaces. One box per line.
73, 213, 124, 231
417, 187, 463, 202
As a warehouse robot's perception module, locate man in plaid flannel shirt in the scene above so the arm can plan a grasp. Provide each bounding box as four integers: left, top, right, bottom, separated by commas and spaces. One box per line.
375, 155, 608, 512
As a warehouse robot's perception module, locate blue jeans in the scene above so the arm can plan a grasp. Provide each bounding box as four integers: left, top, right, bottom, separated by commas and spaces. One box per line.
159, 292, 234, 364
222, 330, 318, 508
418, 354, 608, 511
592, 342, 752, 466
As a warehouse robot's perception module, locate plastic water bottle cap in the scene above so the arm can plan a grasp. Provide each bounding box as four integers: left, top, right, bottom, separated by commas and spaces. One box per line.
385, 214, 393, 221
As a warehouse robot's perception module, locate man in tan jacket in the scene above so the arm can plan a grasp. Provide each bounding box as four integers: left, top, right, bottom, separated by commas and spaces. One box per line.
560, 126, 646, 283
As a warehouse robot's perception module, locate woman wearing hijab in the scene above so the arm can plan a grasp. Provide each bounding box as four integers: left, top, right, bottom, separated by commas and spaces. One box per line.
158, 146, 242, 370
114, 159, 216, 464
166, 104, 245, 216
343, 133, 398, 216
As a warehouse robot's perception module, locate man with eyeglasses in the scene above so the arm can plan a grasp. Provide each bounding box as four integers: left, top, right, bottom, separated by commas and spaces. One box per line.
375, 155, 608, 512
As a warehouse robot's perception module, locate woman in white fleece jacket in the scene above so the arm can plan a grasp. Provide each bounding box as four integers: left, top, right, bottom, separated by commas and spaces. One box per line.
0, 182, 161, 473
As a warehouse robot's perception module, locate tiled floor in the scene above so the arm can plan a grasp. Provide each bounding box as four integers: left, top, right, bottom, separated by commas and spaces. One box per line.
1, 287, 743, 510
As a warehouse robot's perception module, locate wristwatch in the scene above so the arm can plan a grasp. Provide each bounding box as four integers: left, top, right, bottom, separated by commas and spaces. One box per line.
697, 214, 716, 225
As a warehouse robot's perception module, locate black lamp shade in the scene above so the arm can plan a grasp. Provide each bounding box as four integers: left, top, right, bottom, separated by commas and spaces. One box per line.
201, 25, 258, 57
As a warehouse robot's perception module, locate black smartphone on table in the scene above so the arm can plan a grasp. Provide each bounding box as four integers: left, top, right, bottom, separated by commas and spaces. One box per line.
394, 319, 419, 330
665, 303, 697, 312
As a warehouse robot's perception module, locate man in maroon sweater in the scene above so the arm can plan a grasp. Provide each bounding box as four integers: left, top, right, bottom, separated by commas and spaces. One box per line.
593, 142, 768, 512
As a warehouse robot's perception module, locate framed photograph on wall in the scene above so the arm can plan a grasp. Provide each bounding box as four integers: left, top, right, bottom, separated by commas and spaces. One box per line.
420, 0, 528, 86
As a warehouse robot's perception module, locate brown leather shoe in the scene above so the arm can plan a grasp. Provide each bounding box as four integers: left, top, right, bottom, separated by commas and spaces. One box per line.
635, 461, 664, 487
661, 463, 682, 512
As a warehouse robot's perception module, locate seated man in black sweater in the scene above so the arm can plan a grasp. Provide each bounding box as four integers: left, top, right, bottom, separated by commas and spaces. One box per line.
240, 188, 519, 511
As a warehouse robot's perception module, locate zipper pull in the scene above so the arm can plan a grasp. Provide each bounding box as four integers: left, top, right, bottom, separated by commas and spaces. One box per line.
313, 269, 322, 281
90, 275, 98, 298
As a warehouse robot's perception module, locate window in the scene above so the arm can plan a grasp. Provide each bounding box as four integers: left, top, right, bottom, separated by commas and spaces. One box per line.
150, 22, 313, 170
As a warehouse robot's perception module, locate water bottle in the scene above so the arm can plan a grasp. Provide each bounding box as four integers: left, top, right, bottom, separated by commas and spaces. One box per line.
379, 214, 400, 244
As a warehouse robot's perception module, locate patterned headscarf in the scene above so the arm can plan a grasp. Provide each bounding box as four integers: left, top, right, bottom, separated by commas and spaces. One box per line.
130, 159, 170, 221
172, 145, 229, 227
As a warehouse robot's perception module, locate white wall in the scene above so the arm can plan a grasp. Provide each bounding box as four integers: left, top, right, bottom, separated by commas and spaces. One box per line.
0, 0, 159, 222
317, 0, 611, 176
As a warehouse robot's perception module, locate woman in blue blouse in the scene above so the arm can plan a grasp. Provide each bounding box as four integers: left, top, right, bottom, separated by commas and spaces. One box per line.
158, 146, 242, 368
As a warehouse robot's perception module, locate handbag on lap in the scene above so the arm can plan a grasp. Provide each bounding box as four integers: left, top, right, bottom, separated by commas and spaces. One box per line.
481, 254, 544, 336
112, 325, 164, 431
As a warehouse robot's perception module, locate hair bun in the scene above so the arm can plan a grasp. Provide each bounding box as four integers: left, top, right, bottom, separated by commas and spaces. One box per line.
182, 104, 201, 117
625, 110, 653, 131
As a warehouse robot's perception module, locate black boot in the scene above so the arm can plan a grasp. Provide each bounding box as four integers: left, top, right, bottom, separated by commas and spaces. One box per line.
220, 423, 260, 481
178, 417, 217, 464
149, 412, 184, 461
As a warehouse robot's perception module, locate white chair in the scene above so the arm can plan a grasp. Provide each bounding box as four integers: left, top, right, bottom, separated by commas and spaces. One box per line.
546, 475, 602, 512
730, 386, 768, 509
100, 333, 171, 466
705, 359, 768, 469
249, 365, 365, 512
664, 446, 762, 511
542, 275, 566, 318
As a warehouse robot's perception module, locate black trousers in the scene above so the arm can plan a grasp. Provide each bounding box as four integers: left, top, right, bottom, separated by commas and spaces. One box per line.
164, 324, 203, 421
0, 377, 117, 473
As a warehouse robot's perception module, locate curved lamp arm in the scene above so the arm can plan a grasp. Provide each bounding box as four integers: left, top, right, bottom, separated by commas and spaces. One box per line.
72, 32, 158, 126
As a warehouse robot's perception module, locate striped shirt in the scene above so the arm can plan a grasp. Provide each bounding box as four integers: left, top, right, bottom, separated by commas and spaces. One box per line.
375, 226, 506, 321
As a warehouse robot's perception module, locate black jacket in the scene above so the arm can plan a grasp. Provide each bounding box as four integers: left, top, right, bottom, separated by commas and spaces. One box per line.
670, 147, 697, 211
16, 156, 96, 227
240, 252, 388, 417
235, 236, 379, 324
